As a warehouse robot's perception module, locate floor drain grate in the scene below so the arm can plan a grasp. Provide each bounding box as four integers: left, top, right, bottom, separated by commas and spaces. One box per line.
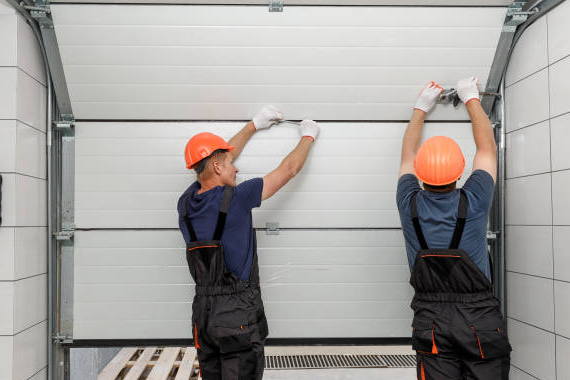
265, 354, 416, 369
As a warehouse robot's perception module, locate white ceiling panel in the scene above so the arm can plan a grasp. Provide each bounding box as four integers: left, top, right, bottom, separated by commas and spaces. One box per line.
51, 4, 506, 120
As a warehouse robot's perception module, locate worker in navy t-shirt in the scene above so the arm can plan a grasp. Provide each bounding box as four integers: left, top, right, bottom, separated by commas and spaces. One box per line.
177, 105, 320, 380
397, 78, 511, 380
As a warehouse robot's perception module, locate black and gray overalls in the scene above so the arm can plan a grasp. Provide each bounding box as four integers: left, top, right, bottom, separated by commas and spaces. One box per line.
409, 190, 511, 380
180, 187, 269, 380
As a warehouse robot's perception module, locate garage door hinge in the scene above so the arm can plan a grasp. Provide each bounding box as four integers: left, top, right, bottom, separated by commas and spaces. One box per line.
52, 334, 73, 344
504, 2, 538, 29
269, 0, 283, 12
28, 3, 53, 29
266, 222, 280, 235
486, 231, 500, 240
54, 230, 74, 241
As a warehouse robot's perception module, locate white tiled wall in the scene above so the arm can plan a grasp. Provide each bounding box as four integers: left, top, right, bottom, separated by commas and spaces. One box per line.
0, 11, 47, 380
505, 4, 570, 379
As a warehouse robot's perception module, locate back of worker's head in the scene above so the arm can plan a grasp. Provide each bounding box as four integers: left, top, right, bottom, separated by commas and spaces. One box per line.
414, 136, 465, 191
184, 132, 235, 181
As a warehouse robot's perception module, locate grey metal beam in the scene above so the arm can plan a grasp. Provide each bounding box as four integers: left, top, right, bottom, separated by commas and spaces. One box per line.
30, 0, 74, 120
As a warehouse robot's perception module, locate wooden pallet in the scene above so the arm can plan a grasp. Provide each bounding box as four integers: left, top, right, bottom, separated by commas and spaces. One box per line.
98, 347, 201, 380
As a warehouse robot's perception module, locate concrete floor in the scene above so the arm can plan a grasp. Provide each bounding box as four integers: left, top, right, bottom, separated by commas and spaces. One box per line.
263, 345, 416, 380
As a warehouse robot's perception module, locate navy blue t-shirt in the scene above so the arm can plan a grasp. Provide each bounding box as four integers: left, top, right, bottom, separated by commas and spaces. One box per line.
177, 178, 263, 281
396, 170, 495, 280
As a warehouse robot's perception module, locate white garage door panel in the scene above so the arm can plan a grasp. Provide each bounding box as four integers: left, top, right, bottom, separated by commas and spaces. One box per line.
75, 122, 476, 229
51, 5, 505, 120
74, 230, 413, 339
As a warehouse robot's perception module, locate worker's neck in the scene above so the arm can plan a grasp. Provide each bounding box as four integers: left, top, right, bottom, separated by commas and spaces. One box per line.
197, 176, 223, 195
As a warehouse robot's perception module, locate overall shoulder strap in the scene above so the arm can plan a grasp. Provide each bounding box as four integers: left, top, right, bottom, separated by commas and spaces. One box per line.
213, 186, 234, 241
449, 189, 468, 249
180, 194, 197, 242
410, 192, 429, 250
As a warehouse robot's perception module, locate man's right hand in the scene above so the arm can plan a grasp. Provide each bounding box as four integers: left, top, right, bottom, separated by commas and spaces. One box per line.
456, 76, 480, 104
414, 81, 443, 113
299, 119, 320, 142
252, 105, 284, 130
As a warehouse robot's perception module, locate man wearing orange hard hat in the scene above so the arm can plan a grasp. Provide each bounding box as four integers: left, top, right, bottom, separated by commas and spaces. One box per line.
177, 105, 320, 380
397, 78, 511, 380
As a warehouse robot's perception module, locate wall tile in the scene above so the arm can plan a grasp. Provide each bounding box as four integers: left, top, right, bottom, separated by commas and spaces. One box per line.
0, 227, 15, 280
0, 15, 17, 67
552, 170, 570, 226
0, 67, 17, 119
505, 68, 549, 132
506, 121, 551, 178
557, 335, 570, 380
553, 226, 570, 282
549, 56, 570, 119
14, 227, 47, 280
16, 69, 46, 132
14, 175, 46, 227
510, 366, 540, 380
17, 16, 46, 85
507, 272, 554, 332
506, 173, 552, 225
506, 16, 548, 86
13, 274, 47, 334
0, 120, 16, 173
13, 321, 47, 380
29, 367, 47, 380
554, 280, 570, 339
551, 112, 570, 172
0, 283, 14, 335
547, 0, 570, 64
509, 318, 556, 380
506, 226, 553, 279
0, 336, 14, 380
16, 122, 46, 179
1, 173, 16, 227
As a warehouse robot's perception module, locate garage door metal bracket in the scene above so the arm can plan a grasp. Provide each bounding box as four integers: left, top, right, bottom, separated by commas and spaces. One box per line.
269, 0, 284, 12
266, 222, 280, 235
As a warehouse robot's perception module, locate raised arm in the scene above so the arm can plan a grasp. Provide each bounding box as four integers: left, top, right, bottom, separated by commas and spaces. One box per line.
228, 105, 284, 161
399, 82, 443, 178
262, 120, 320, 201
456, 77, 497, 182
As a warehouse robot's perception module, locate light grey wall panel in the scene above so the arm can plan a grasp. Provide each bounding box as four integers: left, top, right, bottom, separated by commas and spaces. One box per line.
51, 5, 504, 121
551, 113, 570, 172
553, 226, 570, 282
0, 120, 16, 173
506, 272, 554, 332
505, 16, 548, 87
505, 173, 552, 226
547, 0, 570, 64
506, 121, 551, 179
0, 228, 15, 280
552, 170, 570, 226
16, 16, 46, 85
505, 68, 549, 133
549, 56, 570, 119
74, 229, 412, 339
554, 280, 570, 339
15, 122, 46, 179
0, 15, 16, 67
506, 226, 553, 279
0, 68, 17, 120
74, 121, 475, 229
509, 318, 556, 380
557, 335, 570, 380
13, 275, 47, 335
12, 321, 47, 380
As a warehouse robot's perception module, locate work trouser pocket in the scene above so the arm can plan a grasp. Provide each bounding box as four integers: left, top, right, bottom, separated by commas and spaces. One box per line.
470, 318, 512, 359
411, 318, 438, 355
212, 308, 253, 354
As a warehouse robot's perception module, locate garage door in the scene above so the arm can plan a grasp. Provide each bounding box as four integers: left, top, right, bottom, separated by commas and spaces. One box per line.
50, 4, 505, 340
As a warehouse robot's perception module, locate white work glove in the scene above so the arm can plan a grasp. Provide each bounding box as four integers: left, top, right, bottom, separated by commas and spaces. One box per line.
414, 81, 443, 113
252, 105, 284, 130
300, 119, 320, 142
456, 76, 480, 104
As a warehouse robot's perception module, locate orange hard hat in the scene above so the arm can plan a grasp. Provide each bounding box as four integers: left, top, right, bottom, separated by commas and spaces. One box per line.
184, 132, 234, 169
414, 136, 465, 186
